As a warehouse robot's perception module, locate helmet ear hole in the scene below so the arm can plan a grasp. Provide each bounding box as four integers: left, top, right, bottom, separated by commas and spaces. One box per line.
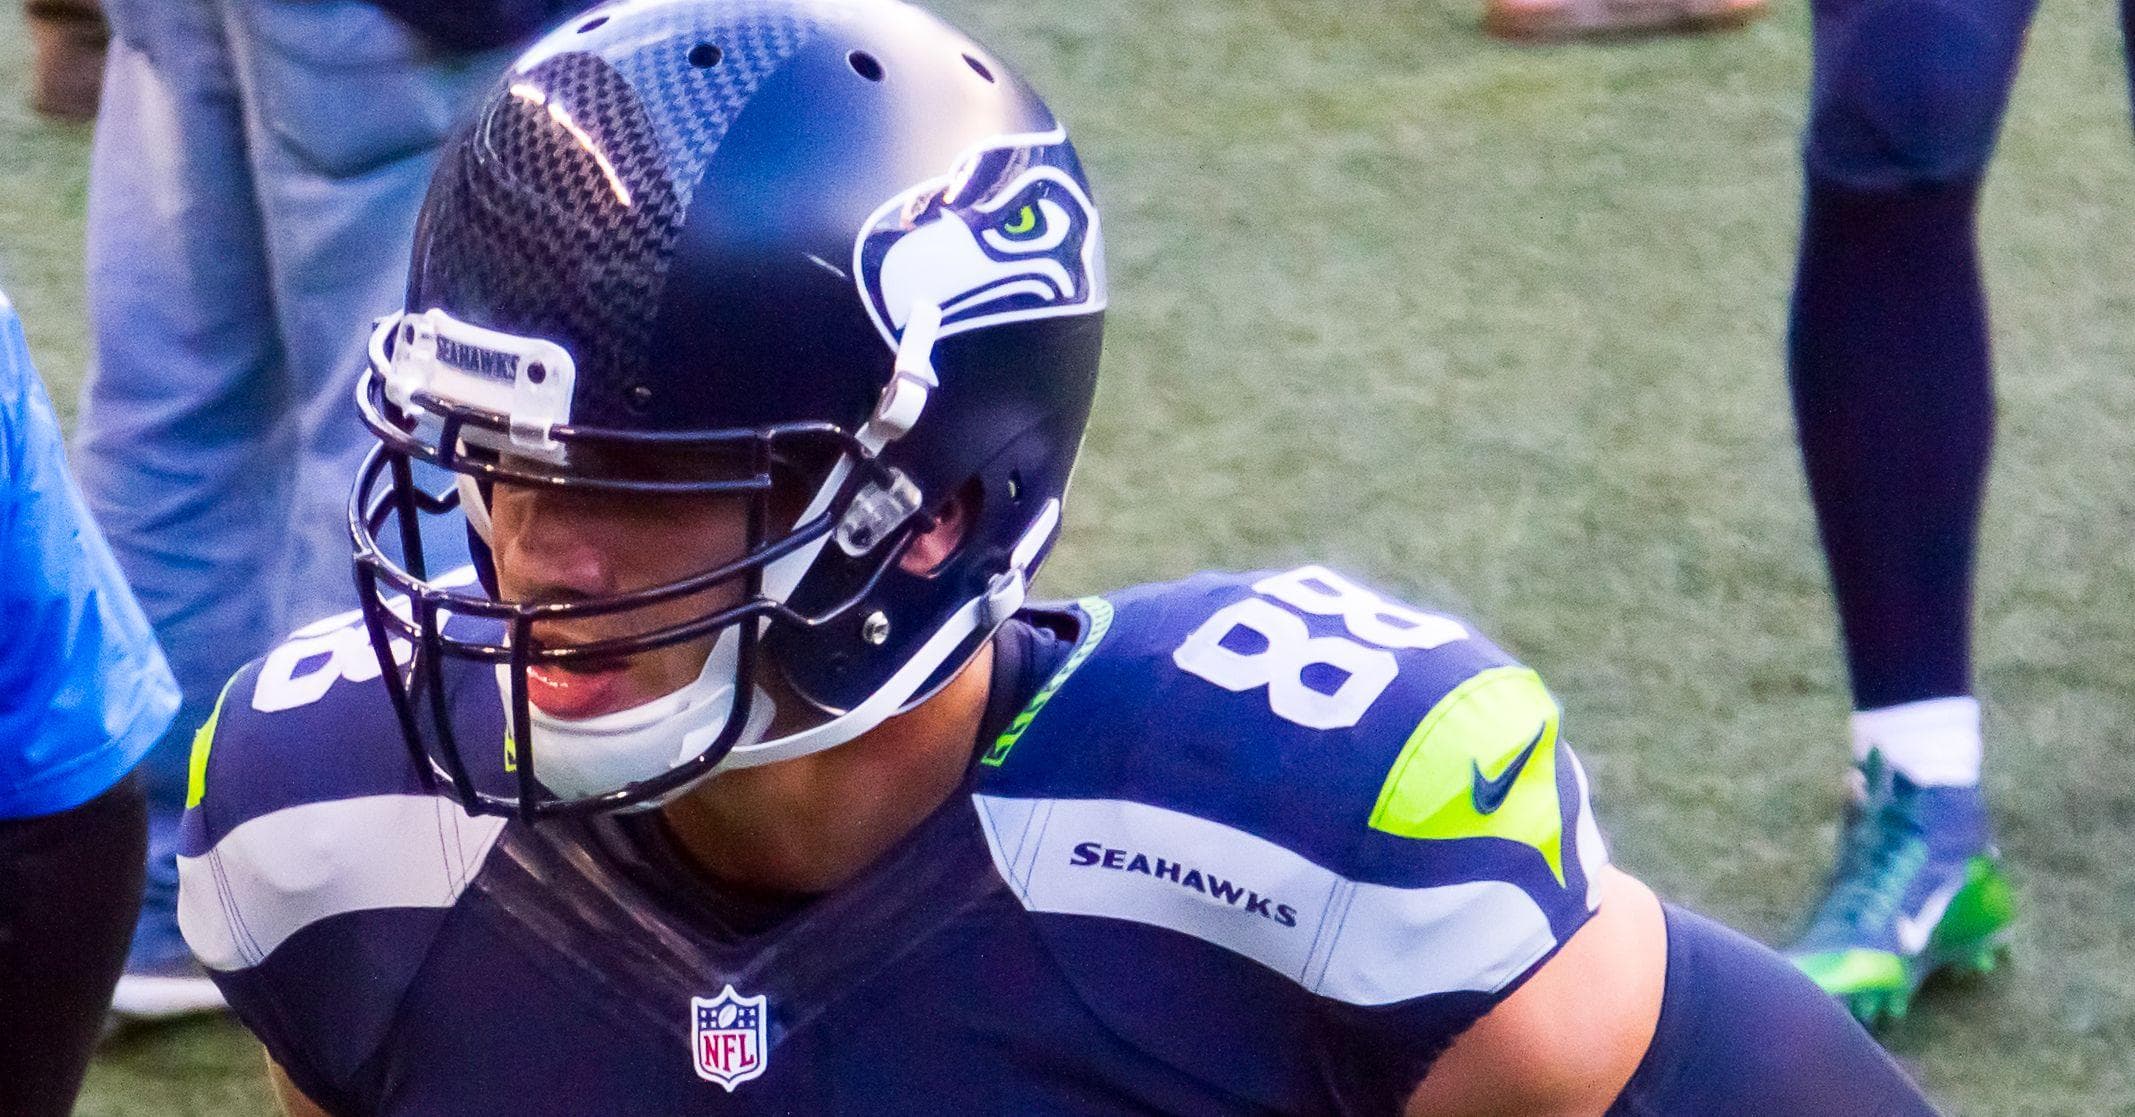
900, 478, 982, 577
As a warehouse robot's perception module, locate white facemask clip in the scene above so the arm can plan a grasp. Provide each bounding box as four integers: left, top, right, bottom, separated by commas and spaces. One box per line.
861, 302, 943, 452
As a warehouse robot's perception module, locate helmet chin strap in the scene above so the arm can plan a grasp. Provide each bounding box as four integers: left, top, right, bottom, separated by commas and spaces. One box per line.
505, 626, 774, 802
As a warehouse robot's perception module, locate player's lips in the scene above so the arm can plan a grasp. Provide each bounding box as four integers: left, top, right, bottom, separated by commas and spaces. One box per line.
525, 660, 638, 719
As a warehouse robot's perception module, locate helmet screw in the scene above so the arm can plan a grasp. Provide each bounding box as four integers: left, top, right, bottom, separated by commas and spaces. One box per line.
861, 612, 891, 646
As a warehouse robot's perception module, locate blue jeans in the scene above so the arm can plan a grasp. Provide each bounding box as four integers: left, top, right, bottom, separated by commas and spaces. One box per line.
73, 0, 503, 946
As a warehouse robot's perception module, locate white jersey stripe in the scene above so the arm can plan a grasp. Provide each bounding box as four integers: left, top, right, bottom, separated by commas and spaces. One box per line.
971, 794, 1558, 1007
179, 794, 507, 972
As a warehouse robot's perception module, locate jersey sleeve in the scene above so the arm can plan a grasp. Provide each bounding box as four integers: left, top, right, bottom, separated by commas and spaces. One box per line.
1310, 648, 1611, 1106
974, 567, 1611, 1111
0, 294, 178, 817
177, 615, 508, 1113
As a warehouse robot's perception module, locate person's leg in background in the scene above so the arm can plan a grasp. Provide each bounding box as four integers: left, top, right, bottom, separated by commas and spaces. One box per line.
79, 1, 534, 1022
24, 0, 107, 120
219, 0, 509, 636
1781, 0, 2030, 1025
2126, 0, 2135, 114
74, 0, 284, 1020
0, 775, 147, 1115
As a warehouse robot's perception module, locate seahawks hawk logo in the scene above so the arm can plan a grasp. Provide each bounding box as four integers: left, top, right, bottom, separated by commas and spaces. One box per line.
855, 127, 1106, 348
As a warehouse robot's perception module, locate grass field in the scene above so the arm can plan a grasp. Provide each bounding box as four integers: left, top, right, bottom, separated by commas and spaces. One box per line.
6, 0, 2135, 1112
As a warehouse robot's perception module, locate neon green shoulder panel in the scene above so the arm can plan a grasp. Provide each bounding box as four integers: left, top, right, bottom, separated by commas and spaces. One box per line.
1366, 666, 1568, 884
185, 674, 241, 810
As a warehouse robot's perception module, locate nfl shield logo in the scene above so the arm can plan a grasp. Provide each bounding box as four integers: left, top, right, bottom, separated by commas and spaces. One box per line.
690, 986, 770, 1090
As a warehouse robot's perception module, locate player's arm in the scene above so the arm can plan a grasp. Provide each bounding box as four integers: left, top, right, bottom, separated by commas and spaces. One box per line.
1404, 867, 1664, 1116
1408, 868, 1942, 1117
268, 1058, 335, 1117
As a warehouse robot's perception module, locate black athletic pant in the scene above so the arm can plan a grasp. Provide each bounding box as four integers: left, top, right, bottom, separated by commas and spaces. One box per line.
1608, 904, 1939, 1115
0, 772, 147, 1117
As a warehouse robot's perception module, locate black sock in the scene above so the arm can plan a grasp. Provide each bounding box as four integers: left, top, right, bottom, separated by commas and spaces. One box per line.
1786, 174, 1991, 711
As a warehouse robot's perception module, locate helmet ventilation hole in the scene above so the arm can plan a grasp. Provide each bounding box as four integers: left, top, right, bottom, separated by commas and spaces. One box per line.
578, 15, 607, 32
962, 53, 994, 82
1007, 470, 1023, 501
847, 50, 884, 82
688, 42, 723, 68
626, 384, 654, 411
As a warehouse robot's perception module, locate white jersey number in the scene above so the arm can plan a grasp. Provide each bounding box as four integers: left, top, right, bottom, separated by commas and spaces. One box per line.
253, 609, 402, 714
1171, 566, 1467, 730
249, 567, 479, 714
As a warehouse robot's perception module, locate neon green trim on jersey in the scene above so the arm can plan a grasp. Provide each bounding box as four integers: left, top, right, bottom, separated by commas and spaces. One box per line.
982, 597, 1116, 768
1367, 666, 1567, 884
185, 675, 241, 810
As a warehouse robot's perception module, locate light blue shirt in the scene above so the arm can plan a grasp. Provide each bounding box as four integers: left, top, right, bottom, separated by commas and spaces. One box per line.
0, 290, 177, 817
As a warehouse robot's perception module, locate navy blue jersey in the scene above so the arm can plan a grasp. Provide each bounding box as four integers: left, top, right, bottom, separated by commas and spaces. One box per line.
179, 567, 1608, 1114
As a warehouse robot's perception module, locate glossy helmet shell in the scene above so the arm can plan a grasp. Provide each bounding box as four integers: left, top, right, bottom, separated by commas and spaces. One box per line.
394, 0, 1103, 732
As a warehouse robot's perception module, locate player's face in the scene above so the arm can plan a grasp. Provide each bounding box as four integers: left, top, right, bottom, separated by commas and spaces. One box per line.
485, 478, 754, 721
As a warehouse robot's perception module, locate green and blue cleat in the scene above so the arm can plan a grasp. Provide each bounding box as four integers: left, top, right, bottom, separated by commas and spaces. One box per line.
1784, 751, 2016, 1028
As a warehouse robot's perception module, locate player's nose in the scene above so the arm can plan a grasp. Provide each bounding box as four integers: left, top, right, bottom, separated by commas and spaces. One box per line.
493, 486, 629, 602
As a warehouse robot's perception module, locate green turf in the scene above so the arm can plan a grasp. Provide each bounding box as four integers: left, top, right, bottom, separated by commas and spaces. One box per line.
4, 0, 2133, 1111
0, 3, 93, 426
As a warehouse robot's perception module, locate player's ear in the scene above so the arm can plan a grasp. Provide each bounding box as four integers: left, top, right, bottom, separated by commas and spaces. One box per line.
900, 479, 978, 576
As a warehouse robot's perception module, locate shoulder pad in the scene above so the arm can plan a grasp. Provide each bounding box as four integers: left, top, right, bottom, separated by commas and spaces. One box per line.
979, 567, 1528, 865
176, 607, 506, 1096
974, 566, 1608, 1001
180, 605, 436, 845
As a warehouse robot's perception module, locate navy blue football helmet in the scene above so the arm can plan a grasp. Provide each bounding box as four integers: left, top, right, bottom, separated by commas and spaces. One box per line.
350, 0, 1105, 818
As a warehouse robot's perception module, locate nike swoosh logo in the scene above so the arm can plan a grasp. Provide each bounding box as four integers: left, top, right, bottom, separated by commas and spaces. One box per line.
1470, 724, 1547, 816
1895, 878, 1964, 955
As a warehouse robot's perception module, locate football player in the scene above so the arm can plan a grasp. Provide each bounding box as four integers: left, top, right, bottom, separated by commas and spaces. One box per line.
180, 2, 1938, 1112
